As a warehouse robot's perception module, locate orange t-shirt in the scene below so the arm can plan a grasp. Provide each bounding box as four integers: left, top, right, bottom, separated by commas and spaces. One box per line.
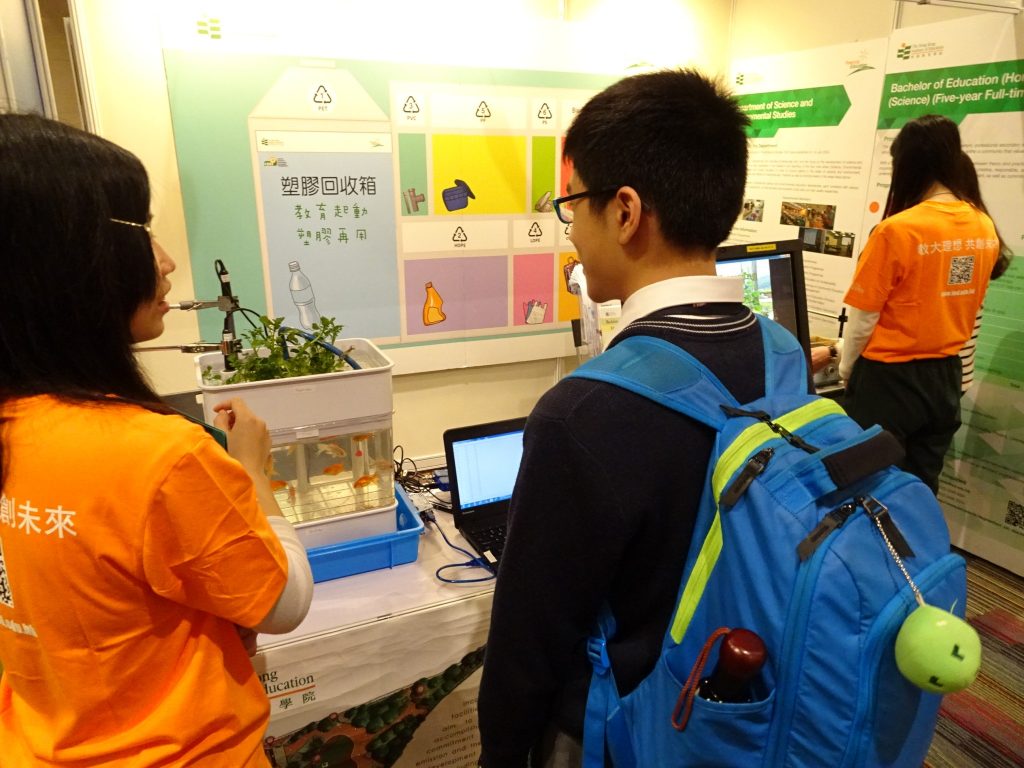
0, 396, 288, 767
844, 200, 998, 363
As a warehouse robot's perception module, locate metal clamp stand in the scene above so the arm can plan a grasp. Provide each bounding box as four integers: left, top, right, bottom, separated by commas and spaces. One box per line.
134, 260, 243, 369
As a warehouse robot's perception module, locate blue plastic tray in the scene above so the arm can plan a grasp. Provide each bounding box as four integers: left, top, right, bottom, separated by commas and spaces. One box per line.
306, 486, 424, 583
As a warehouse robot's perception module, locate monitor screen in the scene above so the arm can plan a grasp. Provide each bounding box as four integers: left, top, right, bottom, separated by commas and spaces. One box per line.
715, 239, 811, 356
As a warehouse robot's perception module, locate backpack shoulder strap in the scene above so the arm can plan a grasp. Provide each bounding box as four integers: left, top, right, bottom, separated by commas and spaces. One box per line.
568, 334, 738, 430
759, 315, 810, 396
569, 317, 809, 427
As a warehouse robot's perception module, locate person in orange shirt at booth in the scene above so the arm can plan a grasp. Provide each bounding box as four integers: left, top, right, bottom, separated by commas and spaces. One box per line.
0, 114, 313, 767
839, 115, 999, 494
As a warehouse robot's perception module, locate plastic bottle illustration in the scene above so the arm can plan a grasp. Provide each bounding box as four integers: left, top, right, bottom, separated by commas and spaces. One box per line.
423, 281, 447, 326
288, 260, 321, 330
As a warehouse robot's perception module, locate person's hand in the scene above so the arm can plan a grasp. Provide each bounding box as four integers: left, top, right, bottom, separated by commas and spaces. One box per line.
212, 398, 271, 477
810, 345, 832, 374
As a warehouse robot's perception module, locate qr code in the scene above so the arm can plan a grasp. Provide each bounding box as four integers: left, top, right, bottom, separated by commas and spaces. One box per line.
947, 255, 975, 285
1006, 500, 1024, 530
0, 538, 12, 608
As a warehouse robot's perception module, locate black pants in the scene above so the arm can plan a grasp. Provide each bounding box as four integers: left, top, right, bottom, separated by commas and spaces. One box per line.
841, 356, 962, 494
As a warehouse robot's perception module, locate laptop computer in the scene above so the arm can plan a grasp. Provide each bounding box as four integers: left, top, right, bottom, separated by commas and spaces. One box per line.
442, 416, 527, 568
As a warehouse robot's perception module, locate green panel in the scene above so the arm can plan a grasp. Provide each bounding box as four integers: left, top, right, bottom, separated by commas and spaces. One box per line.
974, 258, 1024, 386
736, 85, 851, 138
531, 136, 556, 212
877, 59, 1024, 129
397, 134, 428, 217
163, 50, 293, 339
162, 49, 616, 341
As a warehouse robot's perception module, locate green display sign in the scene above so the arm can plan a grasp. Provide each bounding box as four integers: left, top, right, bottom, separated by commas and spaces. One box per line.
735, 86, 851, 138
878, 59, 1024, 128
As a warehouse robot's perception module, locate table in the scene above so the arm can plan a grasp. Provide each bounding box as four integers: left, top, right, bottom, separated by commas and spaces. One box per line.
255, 495, 495, 768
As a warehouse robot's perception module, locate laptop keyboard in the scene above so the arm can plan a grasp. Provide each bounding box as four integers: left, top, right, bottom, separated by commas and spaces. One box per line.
472, 524, 507, 561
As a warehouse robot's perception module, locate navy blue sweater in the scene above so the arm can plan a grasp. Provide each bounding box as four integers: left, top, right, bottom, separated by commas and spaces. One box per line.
478, 303, 792, 767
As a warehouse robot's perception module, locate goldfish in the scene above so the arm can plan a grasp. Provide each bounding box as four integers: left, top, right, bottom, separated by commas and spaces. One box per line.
323, 463, 347, 476
353, 474, 377, 488
317, 441, 347, 459
270, 480, 296, 504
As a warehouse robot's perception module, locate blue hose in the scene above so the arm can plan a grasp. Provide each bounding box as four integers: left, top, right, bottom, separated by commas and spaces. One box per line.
278, 327, 362, 369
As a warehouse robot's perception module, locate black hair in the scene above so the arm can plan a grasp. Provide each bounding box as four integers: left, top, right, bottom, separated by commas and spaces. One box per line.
956, 152, 1012, 280
0, 113, 168, 489
562, 68, 749, 252
884, 114, 966, 217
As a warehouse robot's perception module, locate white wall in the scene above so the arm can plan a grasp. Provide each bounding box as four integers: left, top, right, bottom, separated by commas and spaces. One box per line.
730, 0, 989, 59
70, 0, 730, 459
68, 0, 999, 459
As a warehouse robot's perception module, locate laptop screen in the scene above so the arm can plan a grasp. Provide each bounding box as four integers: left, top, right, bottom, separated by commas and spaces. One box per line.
450, 429, 524, 509
443, 417, 527, 514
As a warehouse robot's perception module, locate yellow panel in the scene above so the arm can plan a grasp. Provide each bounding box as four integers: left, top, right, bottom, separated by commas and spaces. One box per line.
557, 252, 582, 322
433, 134, 528, 215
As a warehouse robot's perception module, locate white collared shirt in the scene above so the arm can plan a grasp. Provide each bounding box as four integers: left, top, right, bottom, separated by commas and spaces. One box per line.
609, 275, 745, 344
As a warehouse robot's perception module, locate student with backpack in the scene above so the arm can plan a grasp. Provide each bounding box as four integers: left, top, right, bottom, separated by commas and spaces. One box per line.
477, 71, 971, 768
477, 68, 759, 766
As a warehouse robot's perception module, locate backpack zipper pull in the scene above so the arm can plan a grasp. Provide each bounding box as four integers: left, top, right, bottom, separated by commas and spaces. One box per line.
797, 501, 857, 561
858, 495, 915, 559
859, 495, 924, 607
721, 447, 774, 507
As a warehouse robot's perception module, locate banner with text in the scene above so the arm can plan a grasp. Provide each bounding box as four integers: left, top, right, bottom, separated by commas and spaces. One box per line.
867, 14, 1023, 576
729, 39, 889, 343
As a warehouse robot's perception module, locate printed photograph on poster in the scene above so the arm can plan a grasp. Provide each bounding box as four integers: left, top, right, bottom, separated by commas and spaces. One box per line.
800, 227, 856, 258
741, 198, 764, 222
779, 200, 836, 230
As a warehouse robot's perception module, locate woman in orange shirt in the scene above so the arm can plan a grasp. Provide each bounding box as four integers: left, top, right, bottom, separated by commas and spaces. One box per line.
840, 115, 999, 493
0, 114, 313, 766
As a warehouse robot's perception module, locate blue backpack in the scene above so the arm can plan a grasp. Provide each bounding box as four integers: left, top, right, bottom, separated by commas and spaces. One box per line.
570, 317, 966, 768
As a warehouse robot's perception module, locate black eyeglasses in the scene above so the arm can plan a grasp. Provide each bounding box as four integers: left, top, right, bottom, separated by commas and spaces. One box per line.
552, 187, 621, 225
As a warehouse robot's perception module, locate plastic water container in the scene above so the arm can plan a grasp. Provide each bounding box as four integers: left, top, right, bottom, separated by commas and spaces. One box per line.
195, 338, 397, 547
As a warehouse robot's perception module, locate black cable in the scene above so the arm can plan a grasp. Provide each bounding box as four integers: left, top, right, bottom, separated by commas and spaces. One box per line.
237, 307, 264, 330
426, 488, 451, 506
393, 445, 406, 481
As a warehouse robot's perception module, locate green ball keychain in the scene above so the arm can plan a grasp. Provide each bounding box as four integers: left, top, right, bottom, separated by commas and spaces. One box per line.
894, 600, 981, 693
872, 512, 982, 694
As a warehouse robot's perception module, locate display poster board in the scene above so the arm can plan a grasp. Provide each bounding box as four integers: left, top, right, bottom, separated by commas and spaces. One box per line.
866, 14, 1023, 576
727, 38, 889, 340
159, 13, 616, 374
728, 17, 1023, 576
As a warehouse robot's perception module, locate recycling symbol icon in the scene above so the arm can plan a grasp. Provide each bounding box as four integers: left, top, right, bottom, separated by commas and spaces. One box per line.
313, 85, 332, 104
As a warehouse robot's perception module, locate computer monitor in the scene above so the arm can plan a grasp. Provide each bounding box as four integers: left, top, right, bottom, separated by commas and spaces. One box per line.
715, 239, 811, 357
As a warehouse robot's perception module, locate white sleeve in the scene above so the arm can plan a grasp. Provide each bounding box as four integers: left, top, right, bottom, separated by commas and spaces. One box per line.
838, 306, 881, 382
252, 516, 314, 634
